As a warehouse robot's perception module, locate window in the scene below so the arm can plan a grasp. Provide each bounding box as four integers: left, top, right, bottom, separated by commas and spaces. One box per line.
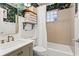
47, 10, 58, 22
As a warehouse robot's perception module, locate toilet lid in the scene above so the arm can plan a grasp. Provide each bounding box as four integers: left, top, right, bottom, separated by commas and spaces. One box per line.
33, 46, 46, 52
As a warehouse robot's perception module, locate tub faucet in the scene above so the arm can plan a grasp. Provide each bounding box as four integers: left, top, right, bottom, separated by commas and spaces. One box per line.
7, 35, 14, 42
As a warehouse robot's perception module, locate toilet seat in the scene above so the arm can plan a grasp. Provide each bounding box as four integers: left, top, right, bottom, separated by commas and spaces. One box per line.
33, 46, 47, 56
33, 46, 46, 52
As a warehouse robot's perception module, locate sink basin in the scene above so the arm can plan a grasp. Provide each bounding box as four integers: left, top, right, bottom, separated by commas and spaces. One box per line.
0, 40, 25, 50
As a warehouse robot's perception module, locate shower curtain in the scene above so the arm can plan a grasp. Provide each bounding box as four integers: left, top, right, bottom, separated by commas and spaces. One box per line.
37, 5, 47, 49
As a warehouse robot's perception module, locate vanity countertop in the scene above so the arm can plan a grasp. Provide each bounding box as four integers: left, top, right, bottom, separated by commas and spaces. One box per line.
0, 38, 33, 56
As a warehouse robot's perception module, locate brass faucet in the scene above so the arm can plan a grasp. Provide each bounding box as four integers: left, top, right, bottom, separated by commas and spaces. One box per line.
7, 35, 14, 42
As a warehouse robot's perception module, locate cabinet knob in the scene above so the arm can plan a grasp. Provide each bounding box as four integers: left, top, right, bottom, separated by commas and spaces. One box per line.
17, 52, 21, 56
1, 40, 4, 43
17, 51, 23, 56
20, 51, 23, 54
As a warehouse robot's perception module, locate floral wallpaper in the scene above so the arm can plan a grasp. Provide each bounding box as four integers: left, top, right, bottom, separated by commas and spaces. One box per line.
0, 3, 17, 23
47, 3, 71, 11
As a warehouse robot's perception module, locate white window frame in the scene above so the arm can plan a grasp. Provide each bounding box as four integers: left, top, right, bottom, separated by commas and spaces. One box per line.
47, 9, 58, 22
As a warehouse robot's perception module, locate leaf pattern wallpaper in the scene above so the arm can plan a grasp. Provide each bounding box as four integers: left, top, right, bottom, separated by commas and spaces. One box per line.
0, 3, 17, 23
47, 3, 71, 11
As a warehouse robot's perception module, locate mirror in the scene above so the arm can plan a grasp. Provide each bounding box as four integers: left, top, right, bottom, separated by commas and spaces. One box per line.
0, 3, 17, 35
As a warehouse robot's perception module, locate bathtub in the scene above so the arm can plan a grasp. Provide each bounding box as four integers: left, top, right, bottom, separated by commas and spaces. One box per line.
46, 42, 74, 56
34, 42, 74, 56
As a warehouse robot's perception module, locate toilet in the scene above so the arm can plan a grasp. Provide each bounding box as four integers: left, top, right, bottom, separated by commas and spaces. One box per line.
33, 46, 47, 56
32, 38, 47, 56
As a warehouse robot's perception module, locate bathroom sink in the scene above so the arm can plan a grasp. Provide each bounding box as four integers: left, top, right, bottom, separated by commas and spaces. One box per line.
0, 40, 25, 50
0, 39, 33, 56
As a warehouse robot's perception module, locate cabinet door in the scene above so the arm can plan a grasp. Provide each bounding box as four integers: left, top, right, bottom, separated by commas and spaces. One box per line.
29, 43, 33, 56
21, 46, 30, 56
21, 43, 33, 56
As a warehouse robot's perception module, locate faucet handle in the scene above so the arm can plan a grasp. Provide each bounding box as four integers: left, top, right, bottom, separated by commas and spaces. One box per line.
12, 37, 14, 41
1, 40, 4, 43
7, 35, 10, 42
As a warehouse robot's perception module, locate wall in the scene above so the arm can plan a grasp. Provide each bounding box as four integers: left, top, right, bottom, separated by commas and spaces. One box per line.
0, 16, 36, 42
0, 5, 36, 44
47, 5, 75, 46
0, 7, 16, 43
22, 25, 36, 39
18, 16, 36, 39
75, 3, 79, 55
75, 4, 79, 40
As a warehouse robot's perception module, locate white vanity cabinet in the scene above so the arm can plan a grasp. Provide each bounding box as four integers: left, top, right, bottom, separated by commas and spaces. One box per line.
5, 43, 33, 56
